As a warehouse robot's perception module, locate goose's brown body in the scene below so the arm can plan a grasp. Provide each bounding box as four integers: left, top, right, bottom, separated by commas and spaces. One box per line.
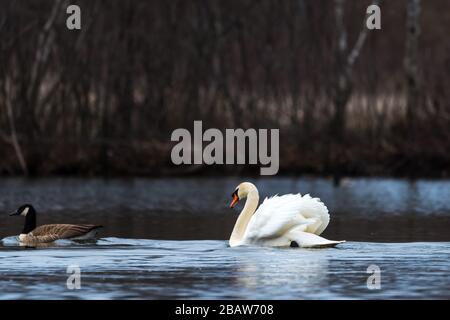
21, 224, 103, 243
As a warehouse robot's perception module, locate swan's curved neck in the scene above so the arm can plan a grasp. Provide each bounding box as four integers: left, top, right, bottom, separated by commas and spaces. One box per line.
230, 189, 259, 246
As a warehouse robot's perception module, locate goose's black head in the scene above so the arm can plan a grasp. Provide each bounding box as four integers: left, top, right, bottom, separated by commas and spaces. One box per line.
10, 204, 37, 234
10, 204, 35, 217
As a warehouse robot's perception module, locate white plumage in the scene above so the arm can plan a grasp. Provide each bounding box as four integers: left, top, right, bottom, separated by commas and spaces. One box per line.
229, 183, 345, 248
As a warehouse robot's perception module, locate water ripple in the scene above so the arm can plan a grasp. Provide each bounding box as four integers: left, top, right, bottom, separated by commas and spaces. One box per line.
0, 238, 449, 299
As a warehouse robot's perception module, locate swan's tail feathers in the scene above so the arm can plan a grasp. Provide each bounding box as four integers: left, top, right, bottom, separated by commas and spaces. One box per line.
289, 231, 345, 248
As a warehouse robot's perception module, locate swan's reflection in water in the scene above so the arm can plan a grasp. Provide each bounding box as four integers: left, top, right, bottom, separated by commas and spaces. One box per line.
231, 247, 329, 297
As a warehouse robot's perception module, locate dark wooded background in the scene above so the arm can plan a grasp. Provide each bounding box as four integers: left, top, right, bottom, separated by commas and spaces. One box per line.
0, 0, 448, 177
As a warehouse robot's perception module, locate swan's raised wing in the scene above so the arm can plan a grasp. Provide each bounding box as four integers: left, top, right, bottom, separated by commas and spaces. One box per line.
244, 193, 330, 243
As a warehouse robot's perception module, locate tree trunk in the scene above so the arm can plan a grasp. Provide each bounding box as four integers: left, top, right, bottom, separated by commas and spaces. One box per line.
331, 0, 378, 184
404, 0, 421, 130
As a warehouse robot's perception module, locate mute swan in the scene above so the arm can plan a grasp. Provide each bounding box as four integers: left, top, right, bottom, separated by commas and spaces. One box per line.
9, 204, 103, 244
229, 182, 345, 248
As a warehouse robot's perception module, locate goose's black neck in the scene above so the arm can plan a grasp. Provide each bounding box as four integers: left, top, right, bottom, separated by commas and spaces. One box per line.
22, 207, 36, 234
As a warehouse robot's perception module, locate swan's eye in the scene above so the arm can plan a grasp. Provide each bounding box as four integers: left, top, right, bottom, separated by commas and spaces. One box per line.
231, 189, 239, 199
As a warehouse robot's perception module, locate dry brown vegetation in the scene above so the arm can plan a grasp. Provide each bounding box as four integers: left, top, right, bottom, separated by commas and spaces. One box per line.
0, 0, 449, 177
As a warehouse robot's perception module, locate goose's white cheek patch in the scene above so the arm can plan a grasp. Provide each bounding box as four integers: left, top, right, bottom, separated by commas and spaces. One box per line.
21, 207, 29, 216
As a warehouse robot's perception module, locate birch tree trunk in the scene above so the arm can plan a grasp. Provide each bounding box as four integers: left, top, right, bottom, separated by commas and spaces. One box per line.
332, 0, 379, 184
332, 0, 351, 143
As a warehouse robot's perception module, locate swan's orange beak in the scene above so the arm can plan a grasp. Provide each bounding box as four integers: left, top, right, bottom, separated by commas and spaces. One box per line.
230, 194, 239, 208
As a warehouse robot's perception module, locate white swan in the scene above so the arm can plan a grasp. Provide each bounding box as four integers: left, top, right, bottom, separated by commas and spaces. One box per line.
229, 182, 345, 248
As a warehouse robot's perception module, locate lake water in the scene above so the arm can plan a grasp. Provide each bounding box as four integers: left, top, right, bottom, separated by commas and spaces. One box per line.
0, 177, 449, 299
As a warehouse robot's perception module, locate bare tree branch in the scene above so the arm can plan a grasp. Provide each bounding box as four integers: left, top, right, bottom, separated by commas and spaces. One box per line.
347, 0, 380, 70
27, 0, 67, 105
5, 79, 28, 175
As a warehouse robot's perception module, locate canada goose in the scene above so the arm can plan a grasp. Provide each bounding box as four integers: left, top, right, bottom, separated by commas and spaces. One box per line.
229, 182, 345, 248
9, 204, 103, 244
